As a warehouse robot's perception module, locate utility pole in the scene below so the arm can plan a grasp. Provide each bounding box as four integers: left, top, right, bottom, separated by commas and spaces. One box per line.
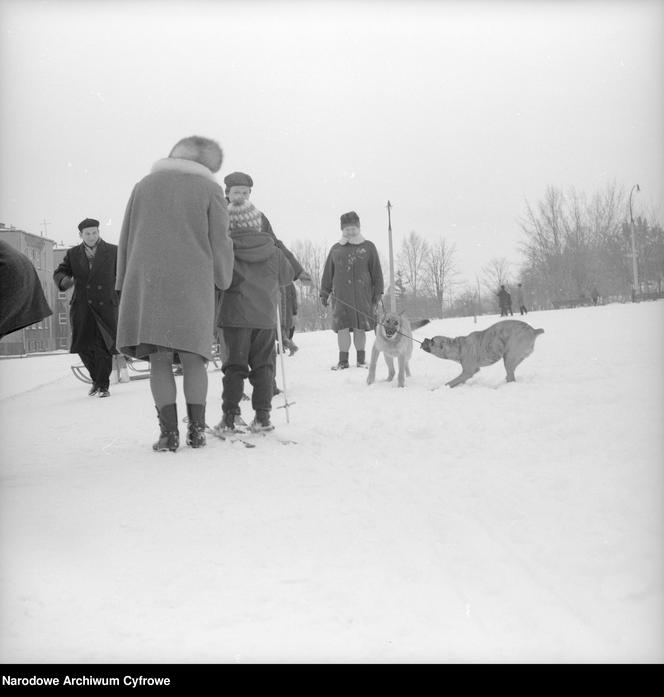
386, 200, 396, 312
475, 276, 481, 323
41, 219, 51, 237
629, 184, 640, 302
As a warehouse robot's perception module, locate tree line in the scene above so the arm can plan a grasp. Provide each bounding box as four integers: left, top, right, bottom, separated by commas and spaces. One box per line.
287, 183, 664, 331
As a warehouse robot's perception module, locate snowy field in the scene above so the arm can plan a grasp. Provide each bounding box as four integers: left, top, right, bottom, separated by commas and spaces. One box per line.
0, 301, 662, 663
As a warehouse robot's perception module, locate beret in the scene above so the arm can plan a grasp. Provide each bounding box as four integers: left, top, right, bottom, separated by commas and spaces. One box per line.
78, 218, 100, 232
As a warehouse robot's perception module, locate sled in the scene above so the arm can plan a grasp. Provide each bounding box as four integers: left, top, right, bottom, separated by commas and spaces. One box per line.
71, 355, 151, 384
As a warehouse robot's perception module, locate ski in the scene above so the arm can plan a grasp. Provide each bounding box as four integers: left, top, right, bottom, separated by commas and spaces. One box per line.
185, 417, 296, 446
205, 425, 256, 448
182, 417, 256, 448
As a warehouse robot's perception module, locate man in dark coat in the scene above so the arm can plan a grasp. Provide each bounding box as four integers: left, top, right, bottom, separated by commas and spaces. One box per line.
497, 285, 513, 317
320, 211, 384, 369
53, 218, 118, 397
0, 240, 52, 339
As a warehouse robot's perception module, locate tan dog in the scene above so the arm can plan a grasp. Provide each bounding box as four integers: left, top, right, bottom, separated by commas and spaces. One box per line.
421, 320, 544, 387
367, 312, 430, 387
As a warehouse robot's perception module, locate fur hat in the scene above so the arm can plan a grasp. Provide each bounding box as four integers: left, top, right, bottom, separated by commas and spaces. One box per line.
228, 200, 262, 233
340, 211, 360, 228
168, 135, 223, 173
78, 218, 100, 232
224, 171, 254, 192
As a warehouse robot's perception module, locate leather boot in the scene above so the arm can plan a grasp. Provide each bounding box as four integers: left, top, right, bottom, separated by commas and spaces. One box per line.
331, 351, 349, 371
153, 404, 179, 452
186, 403, 206, 448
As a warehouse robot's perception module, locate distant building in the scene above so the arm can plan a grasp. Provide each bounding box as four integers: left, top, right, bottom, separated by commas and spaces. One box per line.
0, 223, 58, 355
53, 246, 73, 351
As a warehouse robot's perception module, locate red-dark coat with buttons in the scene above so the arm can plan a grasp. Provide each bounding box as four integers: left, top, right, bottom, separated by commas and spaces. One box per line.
53, 239, 118, 353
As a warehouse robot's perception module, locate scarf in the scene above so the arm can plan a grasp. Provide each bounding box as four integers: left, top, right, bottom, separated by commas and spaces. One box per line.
83, 241, 99, 270
338, 233, 366, 246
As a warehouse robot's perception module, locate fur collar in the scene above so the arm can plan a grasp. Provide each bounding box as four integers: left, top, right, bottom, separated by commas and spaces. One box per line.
151, 157, 216, 182
338, 233, 366, 246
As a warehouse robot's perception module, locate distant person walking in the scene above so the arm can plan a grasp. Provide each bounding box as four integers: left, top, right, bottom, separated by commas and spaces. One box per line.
0, 240, 52, 339
515, 283, 527, 315
53, 218, 118, 398
115, 135, 234, 452
497, 285, 513, 317
320, 211, 384, 369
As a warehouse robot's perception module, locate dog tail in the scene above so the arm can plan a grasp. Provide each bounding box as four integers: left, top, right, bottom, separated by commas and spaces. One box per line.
534, 328, 544, 335
410, 318, 430, 330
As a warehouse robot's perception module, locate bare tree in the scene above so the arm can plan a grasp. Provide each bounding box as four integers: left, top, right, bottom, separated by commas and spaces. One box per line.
481, 257, 512, 298
422, 237, 458, 318
397, 231, 429, 298
289, 239, 330, 330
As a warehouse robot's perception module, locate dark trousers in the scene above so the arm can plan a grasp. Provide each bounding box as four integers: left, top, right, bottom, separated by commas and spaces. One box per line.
221, 327, 275, 415
78, 315, 113, 390
519, 305, 528, 315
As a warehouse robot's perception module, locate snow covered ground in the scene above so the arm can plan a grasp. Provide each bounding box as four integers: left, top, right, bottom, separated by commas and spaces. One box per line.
1, 301, 662, 663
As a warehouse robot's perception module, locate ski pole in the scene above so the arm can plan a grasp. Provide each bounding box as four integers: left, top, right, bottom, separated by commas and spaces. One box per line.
275, 301, 291, 423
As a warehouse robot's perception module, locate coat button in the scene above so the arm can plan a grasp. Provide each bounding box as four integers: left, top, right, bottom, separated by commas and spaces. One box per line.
98, 285, 102, 289
88, 299, 92, 304
99, 301, 104, 305
86, 285, 90, 289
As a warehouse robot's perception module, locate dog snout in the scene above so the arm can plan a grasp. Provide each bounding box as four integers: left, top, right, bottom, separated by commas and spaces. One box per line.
421, 338, 432, 352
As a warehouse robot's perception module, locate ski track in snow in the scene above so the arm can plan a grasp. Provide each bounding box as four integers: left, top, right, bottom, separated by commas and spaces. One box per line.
1, 302, 662, 662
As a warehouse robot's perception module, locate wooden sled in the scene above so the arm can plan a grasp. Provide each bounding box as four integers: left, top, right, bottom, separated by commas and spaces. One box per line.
71, 355, 150, 384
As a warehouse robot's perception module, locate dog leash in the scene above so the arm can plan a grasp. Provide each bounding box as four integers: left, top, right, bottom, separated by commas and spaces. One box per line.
317, 288, 426, 346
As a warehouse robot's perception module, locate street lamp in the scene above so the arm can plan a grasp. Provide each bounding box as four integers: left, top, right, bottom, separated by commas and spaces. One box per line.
629, 184, 640, 301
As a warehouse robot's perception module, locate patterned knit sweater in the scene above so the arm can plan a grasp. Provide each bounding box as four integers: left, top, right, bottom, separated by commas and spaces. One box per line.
227, 200, 263, 233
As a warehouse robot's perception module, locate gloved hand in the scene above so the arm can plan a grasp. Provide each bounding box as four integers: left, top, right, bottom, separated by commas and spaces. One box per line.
60, 276, 74, 291
320, 295, 329, 307
298, 271, 313, 286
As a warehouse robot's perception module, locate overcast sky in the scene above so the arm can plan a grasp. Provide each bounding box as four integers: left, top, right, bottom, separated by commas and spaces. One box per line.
1, 0, 662, 285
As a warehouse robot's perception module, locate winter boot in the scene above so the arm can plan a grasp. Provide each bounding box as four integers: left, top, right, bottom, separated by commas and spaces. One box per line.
233, 407, 249, 429
186, 403, 207, 448
356, 350, 367, 368
213, 410, 239, 436
250, 409, 274, 432
331, 351, 349, 371
153, 404, 179, 452
88, 384, 99, 396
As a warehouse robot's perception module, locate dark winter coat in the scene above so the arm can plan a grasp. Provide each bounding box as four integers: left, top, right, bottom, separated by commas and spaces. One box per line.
217, 229, 294, 329
0, 240, 52, 339
320, 240, 384, 332
280, 282, 298, 330
497, 288, 511, 311
115, 158, 234, 360
53, 239, 118, 353
261, 214, 305, 280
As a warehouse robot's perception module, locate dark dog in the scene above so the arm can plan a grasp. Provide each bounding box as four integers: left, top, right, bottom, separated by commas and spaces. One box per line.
421, 320, 544, 387
367, 311, 429, 387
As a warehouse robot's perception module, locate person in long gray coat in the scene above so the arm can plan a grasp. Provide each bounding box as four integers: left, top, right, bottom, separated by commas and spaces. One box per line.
116, 136, 234, 452
320, 211, 384, 369
0, 240, 52, 339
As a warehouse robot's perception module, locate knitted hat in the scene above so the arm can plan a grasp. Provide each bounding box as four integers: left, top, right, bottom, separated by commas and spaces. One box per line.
228, 200, 262, 233
224, 171, 254, 192
78, 218, 100, 232
340, 211, 360, 228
